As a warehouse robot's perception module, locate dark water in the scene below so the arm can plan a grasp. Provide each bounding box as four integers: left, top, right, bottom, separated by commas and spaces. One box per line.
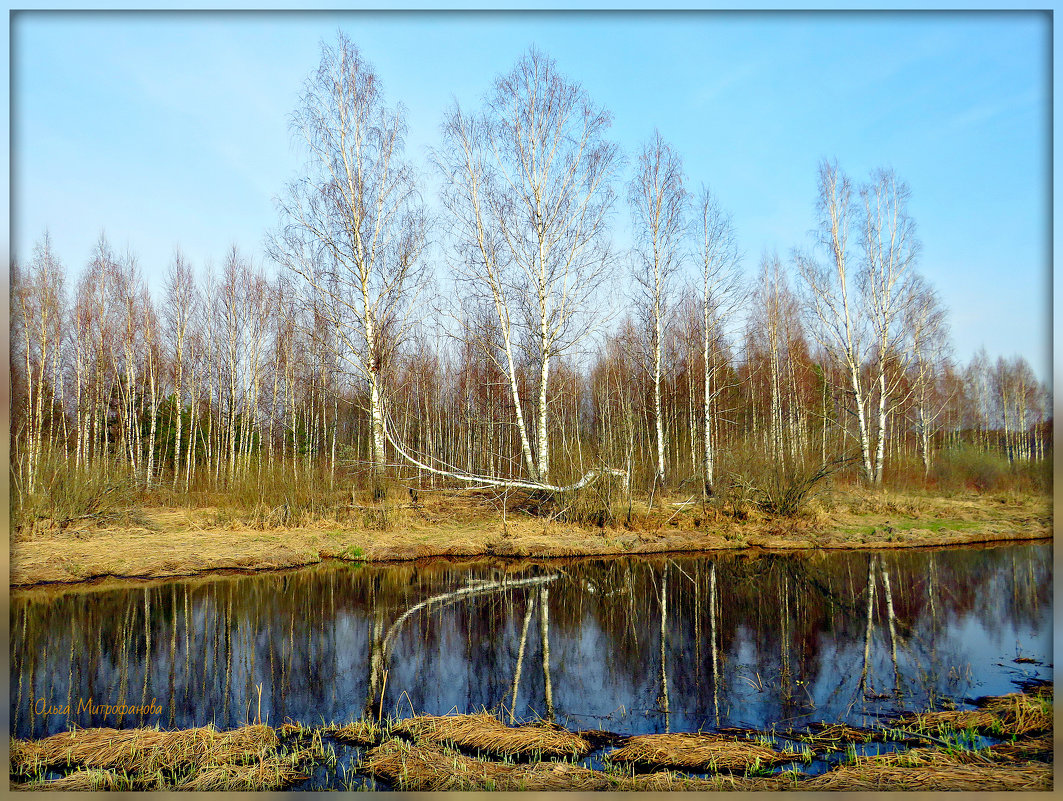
10, 543, 1052, 786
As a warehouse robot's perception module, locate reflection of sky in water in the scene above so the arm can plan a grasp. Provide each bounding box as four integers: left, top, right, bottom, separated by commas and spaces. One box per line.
10, 544, 1052, 741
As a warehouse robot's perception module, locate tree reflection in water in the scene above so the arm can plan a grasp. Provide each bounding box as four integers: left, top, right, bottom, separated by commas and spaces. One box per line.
10, 543, 1051, 740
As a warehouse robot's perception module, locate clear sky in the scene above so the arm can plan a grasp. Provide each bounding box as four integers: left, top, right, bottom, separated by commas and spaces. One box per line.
11, 10, 1051, 380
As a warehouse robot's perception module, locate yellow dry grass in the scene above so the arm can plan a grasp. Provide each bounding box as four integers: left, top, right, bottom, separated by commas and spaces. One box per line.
606, 731, 795, 772
169, 757, 310, 791
11, 489, 1049, 588
393, 712, 591, 759
11, 756, 311, 792
796, 722, 879, 748
804, 755, 1051, 791
989, 734, 1054, 762
9, 724, 278, 775
361, 738, 796, 792
898, 690, 1052, 737
322, 720, 384, 747
11, 768, 144, 792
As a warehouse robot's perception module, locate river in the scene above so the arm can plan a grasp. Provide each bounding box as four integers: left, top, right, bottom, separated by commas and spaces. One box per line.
10, 542, 1052, 787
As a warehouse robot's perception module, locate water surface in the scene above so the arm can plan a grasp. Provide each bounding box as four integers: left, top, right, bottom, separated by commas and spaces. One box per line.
10, 543, 1052, 787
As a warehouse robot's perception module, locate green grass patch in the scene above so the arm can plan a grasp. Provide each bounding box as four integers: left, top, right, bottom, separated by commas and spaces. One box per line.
837, 518, 983, 539
339, 544, 365, 562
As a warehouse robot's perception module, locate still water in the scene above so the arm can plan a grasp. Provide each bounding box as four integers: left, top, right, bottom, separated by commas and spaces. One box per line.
10, 543, 1051, 747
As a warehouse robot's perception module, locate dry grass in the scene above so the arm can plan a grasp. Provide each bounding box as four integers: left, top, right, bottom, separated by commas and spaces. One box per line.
605, 732, 796, 772
796, 722, 879, 748
361, 738, 796, 792
804, 752, 1051, 791
897, 690, 1052, 738
849, 747, 995, 768
12, 768, 146, 792
11, 489, 1049, 587
10, 724, 278, 775
989, 734, 1054, 762
362, 738, 612, 791
169, 756, 310, 791
322, 720, 385, 747
393, 712, 591, 759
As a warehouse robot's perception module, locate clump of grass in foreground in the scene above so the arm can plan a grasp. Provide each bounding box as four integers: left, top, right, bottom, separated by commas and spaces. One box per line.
605, 731, 796, 773
895, 689, 1052, 739
9, 724, 280, 775
10, 723, 319, 792
13, 757, 312, 793
360, 738, 793, 792
393, 712, 591, 759
322, 718, 386, 747
801, 750, 1051, 792
12, 767, 147, 791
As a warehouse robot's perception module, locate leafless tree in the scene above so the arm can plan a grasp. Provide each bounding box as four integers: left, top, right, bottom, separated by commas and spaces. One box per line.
162, 249, 198, 489
859, 168, 920, 482
432, 46, 621, 489
630, 131, 687, 489
694, 187, 741, 497
906, 277, 950, 475
798, 160, 921, 484
270, 33, 429, 489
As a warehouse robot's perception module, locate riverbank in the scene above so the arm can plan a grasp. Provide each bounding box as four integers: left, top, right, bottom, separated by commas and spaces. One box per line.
9, 488, 1050, 588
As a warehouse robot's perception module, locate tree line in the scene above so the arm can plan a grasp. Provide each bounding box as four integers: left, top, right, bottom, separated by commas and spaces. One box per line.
10, 37, 1050, 516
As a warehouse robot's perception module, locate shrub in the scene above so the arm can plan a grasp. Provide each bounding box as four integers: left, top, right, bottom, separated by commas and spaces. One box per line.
720, 442, 841, 517
12, 449, 138, 532
556, 468, 626, 526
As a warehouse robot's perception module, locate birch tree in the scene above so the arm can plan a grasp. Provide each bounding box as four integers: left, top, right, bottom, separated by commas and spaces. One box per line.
694, 187, 741, 498
798, 161, 921, 483
859, 168, 920, 482
271, 33, 428, 490
435, 46, 619, 487
906, 278, 949, 476
630, 132, 687, 489
162, 250, 198, 489
797, 161, 875, 481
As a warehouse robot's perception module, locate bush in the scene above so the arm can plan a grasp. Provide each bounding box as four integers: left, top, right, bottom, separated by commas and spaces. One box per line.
12, 449, 138, 532
720, 442, 840, 517
556, 468, 626, 526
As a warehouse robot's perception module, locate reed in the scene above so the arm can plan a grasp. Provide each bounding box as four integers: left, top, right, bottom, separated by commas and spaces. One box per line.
393, 712, 591, 759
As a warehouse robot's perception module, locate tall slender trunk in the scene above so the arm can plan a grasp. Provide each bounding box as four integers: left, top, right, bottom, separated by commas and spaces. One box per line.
509, 599, 535, 724
653, 302, 666, 485
860, 555, 876, 692
880, 557, 901, 695
537, 346, 551, 483
873, 366, 888, 484
539, 586, 553, 720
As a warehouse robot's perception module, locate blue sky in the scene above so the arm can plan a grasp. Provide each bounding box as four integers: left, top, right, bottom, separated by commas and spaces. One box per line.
11, 10, 1051, 379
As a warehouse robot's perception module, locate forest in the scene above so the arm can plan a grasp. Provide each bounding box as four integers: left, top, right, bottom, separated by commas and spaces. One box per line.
9, 38, 1051, 534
